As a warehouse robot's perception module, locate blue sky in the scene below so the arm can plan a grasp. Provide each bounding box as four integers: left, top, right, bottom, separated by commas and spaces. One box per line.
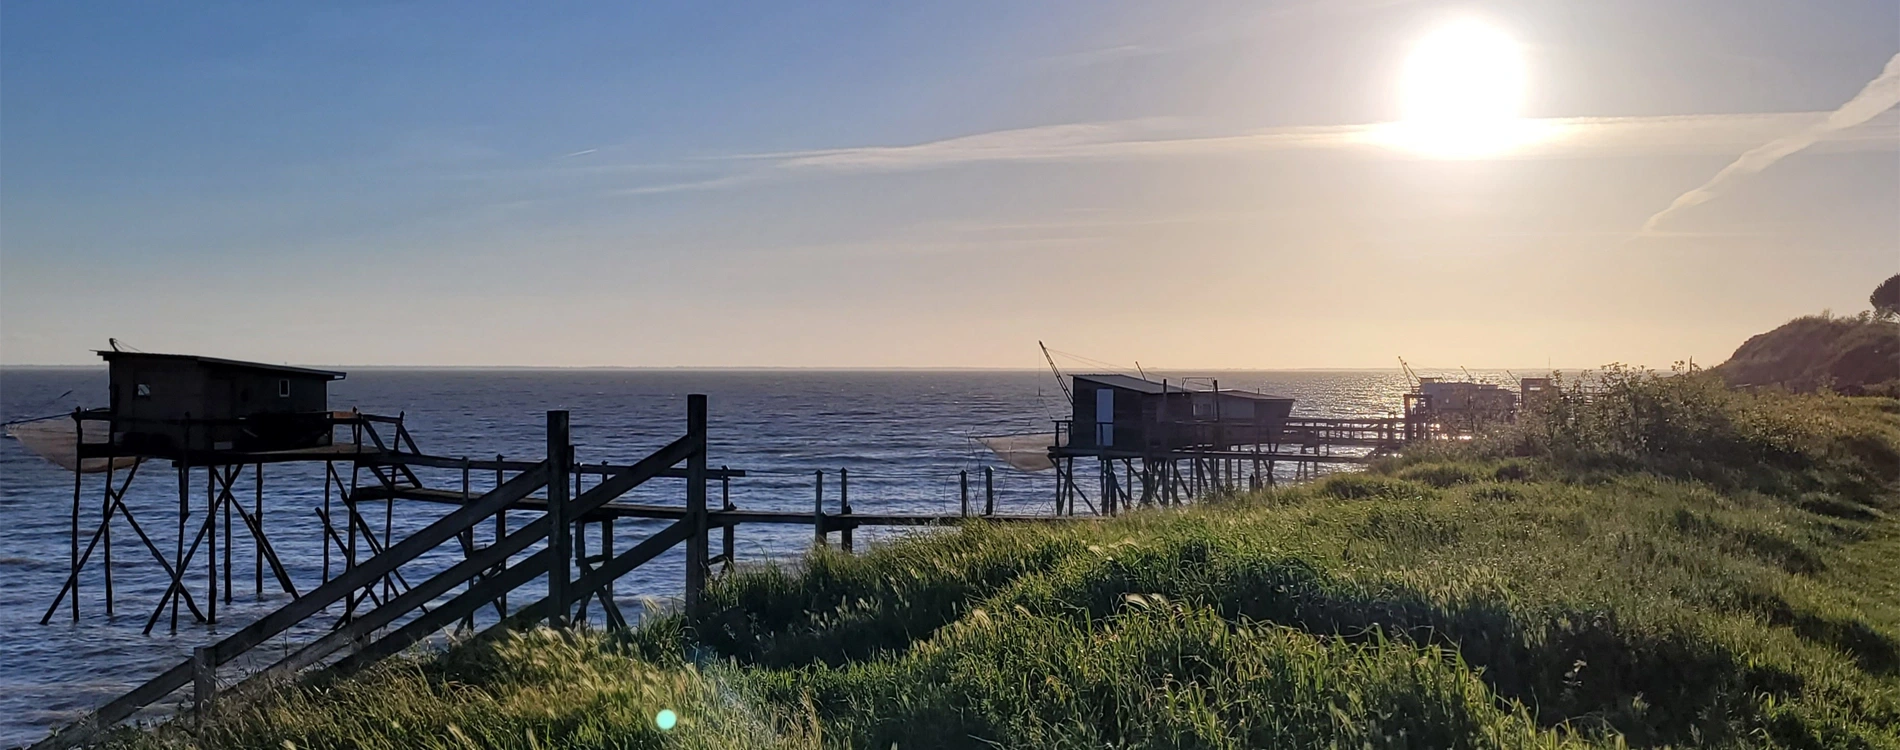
3, 0, 1896, 367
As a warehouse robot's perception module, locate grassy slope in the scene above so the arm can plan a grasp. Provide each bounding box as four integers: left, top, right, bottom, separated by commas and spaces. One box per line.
114, 372, 1900, 750
1714, 314, 1900, 396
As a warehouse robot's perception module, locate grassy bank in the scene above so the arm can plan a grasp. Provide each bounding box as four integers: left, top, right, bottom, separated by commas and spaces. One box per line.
1713, 312, 1900, 396
113, 370, 1900, 749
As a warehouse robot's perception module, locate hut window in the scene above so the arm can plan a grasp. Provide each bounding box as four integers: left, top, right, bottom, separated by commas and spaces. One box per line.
135, 383, 152, 399
277, 379, 291, 398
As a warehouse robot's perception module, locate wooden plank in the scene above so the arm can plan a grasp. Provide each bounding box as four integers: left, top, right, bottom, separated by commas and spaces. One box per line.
502, 520, 692, 628
329, 547, 555, 676
362, 451, 742, 479
569, 434, 695, 511
241, 522, 557, 688
205, 464, 546, 663
1052, 447, 1371, 464
249, 431, 699, 686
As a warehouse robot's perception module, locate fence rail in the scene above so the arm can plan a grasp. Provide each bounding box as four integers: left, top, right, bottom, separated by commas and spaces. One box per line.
34, 397, 713, 750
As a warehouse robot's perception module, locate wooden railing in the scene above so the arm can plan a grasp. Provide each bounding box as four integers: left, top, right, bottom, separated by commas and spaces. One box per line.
34, 396, 713, 750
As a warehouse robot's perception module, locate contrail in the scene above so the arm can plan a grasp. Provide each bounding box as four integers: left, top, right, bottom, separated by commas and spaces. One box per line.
1641, 52, 1900, 234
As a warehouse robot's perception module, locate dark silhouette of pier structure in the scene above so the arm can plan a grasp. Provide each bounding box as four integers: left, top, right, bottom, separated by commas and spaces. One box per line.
30, 354, 1417, 749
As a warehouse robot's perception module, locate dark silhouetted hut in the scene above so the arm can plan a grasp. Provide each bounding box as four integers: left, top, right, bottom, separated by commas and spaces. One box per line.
99, 351, 345, 455
1068, 374, 1292, 452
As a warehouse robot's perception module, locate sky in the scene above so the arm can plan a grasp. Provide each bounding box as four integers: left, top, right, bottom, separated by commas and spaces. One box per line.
2, 0, 1896, 369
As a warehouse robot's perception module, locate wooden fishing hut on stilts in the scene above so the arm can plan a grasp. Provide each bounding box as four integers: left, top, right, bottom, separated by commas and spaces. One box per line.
1048, 374, 1399, 515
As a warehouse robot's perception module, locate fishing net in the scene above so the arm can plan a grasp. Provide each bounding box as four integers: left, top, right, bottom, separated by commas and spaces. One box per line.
975, 432, 1061, 472
4, 417, 139, 473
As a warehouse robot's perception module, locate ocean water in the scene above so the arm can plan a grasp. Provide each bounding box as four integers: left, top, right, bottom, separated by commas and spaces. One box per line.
0, 367, 1455, 747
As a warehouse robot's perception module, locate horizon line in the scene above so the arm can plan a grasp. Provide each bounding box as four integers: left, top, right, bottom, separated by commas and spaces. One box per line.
0, 363, 1609, 372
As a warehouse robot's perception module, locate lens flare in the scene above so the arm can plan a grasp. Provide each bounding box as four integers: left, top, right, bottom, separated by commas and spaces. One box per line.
655, 709, 678, 731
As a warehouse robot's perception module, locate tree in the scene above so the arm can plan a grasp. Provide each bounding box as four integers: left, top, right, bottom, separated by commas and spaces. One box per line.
1874, 274, 1900, 319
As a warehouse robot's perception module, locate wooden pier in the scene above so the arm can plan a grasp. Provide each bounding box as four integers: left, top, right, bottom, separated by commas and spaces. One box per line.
33, 397, 1080, 749
17, 351, 1518, 748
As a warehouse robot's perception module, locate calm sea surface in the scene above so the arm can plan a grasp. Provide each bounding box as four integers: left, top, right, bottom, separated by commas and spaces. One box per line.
0, 367, 1485, 746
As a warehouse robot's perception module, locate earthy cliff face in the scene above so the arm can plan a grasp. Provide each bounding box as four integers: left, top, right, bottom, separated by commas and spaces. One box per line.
1715, 314, 1900, 396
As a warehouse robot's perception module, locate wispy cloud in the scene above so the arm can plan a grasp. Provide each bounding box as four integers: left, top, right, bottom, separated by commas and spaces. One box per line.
1639, 52, 1900, 234
578, 108, 1897, 198
610, 173, 768, 196
727, 111, 1896, 175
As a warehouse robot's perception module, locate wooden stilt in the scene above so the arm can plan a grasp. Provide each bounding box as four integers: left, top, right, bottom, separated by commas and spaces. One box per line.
984, 466, 994, 516
103, 454, 116, 617
720, 466, 735, 572
544, 411, 571, 627
960, 469, 969, 517
207, 466, 217, 625
322, 461, 332, 582
460, 459, 475, 632
813, 470, 827, 547
173, 454, 187, 632
839, 468, 852, 553
70, 414, 83, 623
684, 394, 709, 619
495, 455, 507, 617
254, 464, 263, 597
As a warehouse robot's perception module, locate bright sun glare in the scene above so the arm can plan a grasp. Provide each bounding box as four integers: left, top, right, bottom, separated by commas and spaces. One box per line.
1381, 19, 1543, 158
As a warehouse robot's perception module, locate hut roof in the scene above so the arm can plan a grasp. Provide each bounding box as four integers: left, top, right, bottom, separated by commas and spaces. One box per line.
95, 351, 346, 380
1073, 374, 1174, 394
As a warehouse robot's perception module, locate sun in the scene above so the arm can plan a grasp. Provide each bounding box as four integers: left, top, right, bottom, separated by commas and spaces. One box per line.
1381, 19, 1538, 158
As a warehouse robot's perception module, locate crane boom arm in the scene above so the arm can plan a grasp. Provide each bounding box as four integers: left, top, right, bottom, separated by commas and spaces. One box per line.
1040, 341, 1074, 404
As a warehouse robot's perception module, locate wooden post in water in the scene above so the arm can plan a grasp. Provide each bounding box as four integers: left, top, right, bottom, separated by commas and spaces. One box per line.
812, 470, 826, 548
571, 453, 587, 623
192, 645, 214, 716
221, 470, 232, 604
960, 470, 969, 517
70, 412, 83, 623
321, 461, 332, 583
545, 411, 571, 627
601, 466, 616, 611
720, 466, 735, 570
984, 466, 994, 516
206, 467, 217, 624
253, 464, 264, 597
684, 394, 710, 619
495, 454, 507, 616
839, 468, 853, 553
103, 452, 116, 616
460, 458, 475, 632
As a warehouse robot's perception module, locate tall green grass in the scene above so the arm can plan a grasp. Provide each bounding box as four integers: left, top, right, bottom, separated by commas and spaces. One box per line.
110, 373, 1900, 749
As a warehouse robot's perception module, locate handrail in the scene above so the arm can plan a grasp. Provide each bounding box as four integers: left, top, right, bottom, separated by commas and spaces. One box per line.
231, 434, 698, 691
38, 400, 721, 750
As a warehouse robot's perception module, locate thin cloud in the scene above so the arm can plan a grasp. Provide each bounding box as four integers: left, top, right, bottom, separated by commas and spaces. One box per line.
735, 111, 1896, 175
1640, 52, 1900, 235
611, 172, 768, 196
590, 108, 1898, 198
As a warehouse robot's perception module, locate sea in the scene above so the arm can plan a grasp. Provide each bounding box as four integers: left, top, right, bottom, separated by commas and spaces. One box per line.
0, 367, 1481, 746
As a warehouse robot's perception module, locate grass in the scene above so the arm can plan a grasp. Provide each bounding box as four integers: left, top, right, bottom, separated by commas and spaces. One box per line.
109, 371, 1900, 749
1713, 312, 1900, 396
